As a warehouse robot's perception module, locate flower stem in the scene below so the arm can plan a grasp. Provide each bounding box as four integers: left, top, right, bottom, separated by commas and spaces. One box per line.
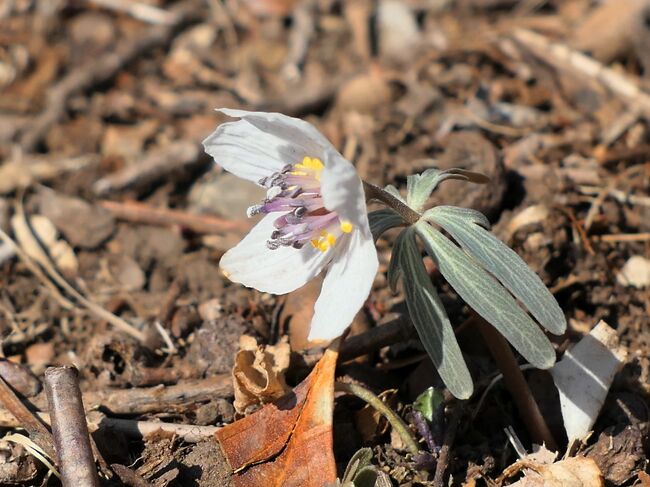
362, 181, 421, 225
476, 316, 558, 450
335, 380, 420, 455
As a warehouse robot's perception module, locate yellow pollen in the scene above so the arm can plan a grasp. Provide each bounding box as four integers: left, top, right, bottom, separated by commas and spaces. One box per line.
291, 156, 324, 180
340, 221, 353, 233
311, 230, 337, 253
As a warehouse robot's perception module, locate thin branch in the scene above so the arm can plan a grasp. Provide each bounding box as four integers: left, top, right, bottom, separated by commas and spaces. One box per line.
44, 367, 100, 487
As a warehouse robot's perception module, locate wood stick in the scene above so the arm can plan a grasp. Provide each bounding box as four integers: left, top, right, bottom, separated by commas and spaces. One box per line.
44, 367, 100, 487
512, 29, 650, 117
99, 199, 250, 234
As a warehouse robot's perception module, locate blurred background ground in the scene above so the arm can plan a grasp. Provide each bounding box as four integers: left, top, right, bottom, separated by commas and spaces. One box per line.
0, 0, 649, 485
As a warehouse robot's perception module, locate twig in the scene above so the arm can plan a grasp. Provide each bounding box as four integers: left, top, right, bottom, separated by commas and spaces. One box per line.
477, 318, 558, 450
44, 367, 100, 487
0, 410, 219, 443
578, 185, 650, 208
341, 315, 416, 361
335, 381, 420, 455
511, 28, 650, 117
0, 374, 233, 419
596, 232, 650, 243
87, 0, 177, 25
299, 315, 416, 367
19, 5, 200, 152
98, 417, 219, 443
0, 374, 56, 459
433, 404, 462, 487
93, 141, 206, 196
99, 199, 250, 234
83, 375, 232, 414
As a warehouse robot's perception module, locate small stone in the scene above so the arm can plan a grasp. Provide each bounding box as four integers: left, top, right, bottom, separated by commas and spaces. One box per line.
38, 190, 115, 249
617, 255, 650, 288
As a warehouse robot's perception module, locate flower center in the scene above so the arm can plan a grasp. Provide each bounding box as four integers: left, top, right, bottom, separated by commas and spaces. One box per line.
248, 156, 353, 252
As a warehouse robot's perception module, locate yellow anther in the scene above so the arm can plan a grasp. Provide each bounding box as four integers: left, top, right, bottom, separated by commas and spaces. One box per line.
326, 234, 336, 246
302, 156, 324, 170
311, 239, 319, 248
340, 221, 353, 233
318, 241, 330, 252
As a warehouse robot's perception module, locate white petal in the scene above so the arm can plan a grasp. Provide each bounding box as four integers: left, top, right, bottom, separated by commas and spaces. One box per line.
308, 229, 379, 341
220, 214, 331, 294
202, 118, 290, 184
321, 149, 368, 230
203, 109, 337, 185
218, 109, 334, 154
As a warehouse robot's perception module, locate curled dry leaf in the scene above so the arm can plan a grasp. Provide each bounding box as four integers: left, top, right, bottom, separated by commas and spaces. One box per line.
217, 347, 338, 487
232, 335, 291, 414
501, 456, 604, 487
504, 205, 549, 242
11, 214, 78, 275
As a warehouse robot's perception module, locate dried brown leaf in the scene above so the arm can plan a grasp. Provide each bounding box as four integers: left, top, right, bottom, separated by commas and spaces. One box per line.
500, 456, 604, 487
232, 335, 291, 414
217, 348, 338, 487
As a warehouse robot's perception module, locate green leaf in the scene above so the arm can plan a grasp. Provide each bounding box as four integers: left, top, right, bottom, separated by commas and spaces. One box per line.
413, 387, 444, 422
342, 448, 373, 483
415, 221, 556, 369
393, 227, 473, 399
368, 208, 406, 242
407, 168, 490, 213
353, 467, 379, 487
424, 206, 566, 335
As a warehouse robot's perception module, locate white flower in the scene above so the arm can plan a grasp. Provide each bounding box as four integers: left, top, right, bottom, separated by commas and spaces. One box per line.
203, 109, 378, 341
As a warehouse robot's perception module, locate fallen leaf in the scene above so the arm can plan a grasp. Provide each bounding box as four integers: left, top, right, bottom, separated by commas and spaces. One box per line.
505, 205, 549, 241
216, 347, 338, 487
501, 456, 604, 486
232, 335, 291, 414
638, 471, 650, 486
551, 320, 627, 444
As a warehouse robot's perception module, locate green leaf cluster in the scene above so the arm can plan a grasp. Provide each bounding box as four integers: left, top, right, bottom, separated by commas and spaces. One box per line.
367, 168, 566, 399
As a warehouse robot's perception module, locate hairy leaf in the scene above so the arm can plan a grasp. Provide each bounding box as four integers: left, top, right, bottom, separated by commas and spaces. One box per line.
392, 228, 473, 399
425, 206, 566, 335
407, 168, 490, 213
415, 221, 556, 369
368, 208, 406, 242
